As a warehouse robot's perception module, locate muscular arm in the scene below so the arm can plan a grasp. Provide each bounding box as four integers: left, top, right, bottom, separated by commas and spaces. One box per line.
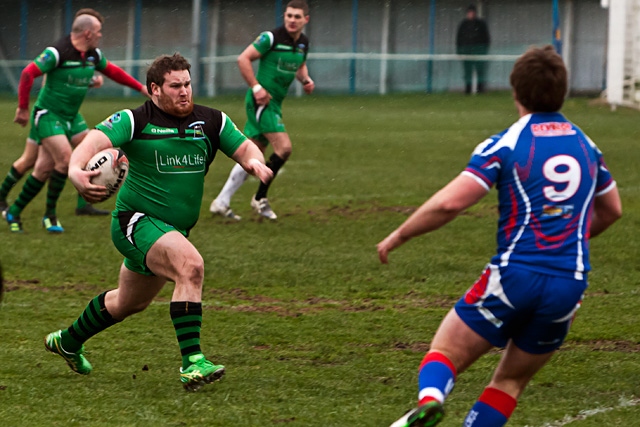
589, 185, 622, 238
296, 63, 314, 94
231, 140, 273, 184
377, 174, 489, 264
238, 44, 270, 105
68, 129, 115, 203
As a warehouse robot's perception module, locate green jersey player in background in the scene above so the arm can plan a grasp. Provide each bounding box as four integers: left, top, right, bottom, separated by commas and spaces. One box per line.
44, 53, 272, 391
2, 8, 149, 234
210, 0, 314, 221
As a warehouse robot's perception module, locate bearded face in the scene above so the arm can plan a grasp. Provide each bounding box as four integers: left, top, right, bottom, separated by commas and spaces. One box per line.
153, 70, 194, 117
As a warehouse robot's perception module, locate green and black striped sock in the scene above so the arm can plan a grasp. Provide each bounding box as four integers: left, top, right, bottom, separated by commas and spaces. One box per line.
45, 170, 67, 217
0, 166, 23, 201
60, 291, 120, 353
170, 301, 203, 369
8, 174, 45, 217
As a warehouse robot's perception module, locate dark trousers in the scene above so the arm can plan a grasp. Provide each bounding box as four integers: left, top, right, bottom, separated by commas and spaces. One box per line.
462, 59, 488, 93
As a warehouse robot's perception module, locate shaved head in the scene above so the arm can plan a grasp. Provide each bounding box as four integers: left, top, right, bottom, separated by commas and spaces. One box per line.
72, 14, 100, 34
74, 8, 104, 23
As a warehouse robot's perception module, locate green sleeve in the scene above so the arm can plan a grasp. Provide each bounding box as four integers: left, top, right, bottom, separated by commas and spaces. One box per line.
94, 48, 108, 71
219, 113, 248, 157
95, 110, 134, 148
252, 31, 273, 55
33, 47, 59, 74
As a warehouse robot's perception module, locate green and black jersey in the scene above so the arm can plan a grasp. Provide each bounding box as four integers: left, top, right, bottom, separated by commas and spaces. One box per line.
33, 35, 108, 121
95, 101, 247, 231
253, 26, 309, 102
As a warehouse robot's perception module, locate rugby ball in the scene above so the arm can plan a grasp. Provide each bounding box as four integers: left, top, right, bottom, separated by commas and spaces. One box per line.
85, 148, 129, 201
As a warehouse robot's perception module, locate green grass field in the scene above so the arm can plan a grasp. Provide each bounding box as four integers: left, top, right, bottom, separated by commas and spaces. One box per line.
0, 93, 638, 426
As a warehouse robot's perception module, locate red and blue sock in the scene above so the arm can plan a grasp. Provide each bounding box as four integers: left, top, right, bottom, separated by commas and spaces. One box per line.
463, 387, 517, 426
417, 351, 457, 405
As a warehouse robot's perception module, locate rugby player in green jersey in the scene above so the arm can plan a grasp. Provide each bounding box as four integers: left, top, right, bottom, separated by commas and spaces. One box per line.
44, 53, 272, 391
2, 8, 149, 233
210, 0, 314, 221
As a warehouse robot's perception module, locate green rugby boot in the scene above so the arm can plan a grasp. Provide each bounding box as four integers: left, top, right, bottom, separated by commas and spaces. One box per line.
42, 216, 64, 233
5, 211, 23, 233
179, 354, 225, 392
389, 400, 445, 427
44, 330, 92, 375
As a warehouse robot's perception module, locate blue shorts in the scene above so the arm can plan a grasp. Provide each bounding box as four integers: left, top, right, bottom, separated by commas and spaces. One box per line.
455, 263, 587, 354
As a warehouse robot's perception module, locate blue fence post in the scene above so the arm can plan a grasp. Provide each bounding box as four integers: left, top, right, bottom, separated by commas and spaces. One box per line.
19, 0, 28, 59
275, 0, 283, 26
427, 0, 436, 93
350, 0, 358, 94
552, 0, 562, 55
200, 0, 208, 93
132, 0, 142, 81
64, 0, 73, 34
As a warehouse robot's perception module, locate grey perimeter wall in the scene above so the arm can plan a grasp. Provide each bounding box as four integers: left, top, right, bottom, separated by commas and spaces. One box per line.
0, 0, 607, 96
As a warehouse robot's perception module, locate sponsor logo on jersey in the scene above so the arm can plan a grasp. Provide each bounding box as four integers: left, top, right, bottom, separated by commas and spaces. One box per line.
150, 127, 178, 134
275, 43, 293, 50
155, 151, 205, 174
101, 112, 121, 130
36, 52, 52, 65
531, 122, 576, 137
188, 121, 205, 140
66, 75, 93, 87
297, 44, 306, 55
63, 60, 84, 67
542, 204, 574, 218
277, 58, 300, 73
255, 33, 270, 45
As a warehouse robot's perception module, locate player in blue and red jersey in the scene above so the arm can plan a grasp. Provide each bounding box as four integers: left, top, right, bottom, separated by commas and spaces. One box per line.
379, 45, 622, 427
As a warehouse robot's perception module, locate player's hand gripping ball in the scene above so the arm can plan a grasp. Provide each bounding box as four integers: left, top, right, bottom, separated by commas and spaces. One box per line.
85, 148, 129, 201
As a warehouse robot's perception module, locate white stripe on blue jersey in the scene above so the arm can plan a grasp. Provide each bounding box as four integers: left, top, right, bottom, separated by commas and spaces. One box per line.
464, 113, 615, 279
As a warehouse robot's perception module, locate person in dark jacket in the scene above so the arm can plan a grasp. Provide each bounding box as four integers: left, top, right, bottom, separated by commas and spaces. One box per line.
456, 5, 490, 94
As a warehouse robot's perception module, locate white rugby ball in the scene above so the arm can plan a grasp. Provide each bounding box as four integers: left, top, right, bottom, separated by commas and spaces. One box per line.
85, 148, 129, 201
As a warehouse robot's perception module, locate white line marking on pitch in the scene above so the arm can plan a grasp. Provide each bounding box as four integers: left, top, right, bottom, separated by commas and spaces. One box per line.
529, 396, 639, 427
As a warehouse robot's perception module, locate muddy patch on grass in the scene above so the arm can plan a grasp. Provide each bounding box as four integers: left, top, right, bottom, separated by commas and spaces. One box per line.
561, 339, 640, 353
298, 202, 499, 220
201, 288, 458, 317
3, 279, 104, 294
